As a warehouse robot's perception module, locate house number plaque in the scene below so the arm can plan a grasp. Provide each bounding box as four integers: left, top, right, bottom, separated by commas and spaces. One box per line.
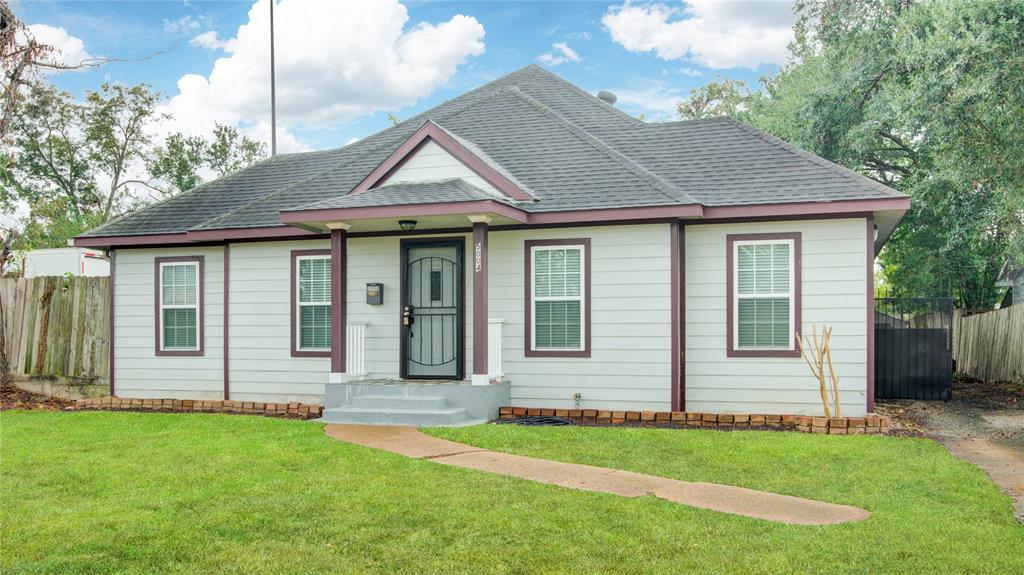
474, 242, 483, 272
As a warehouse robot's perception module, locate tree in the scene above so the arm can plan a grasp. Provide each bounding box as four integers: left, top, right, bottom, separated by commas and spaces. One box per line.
1, 2, 109, 141
677, 78, 760, 122
148, 123, 268, 197
2, 82, 163, 248
205, 123, 267, 178
2, 84, 100, 242
83, 83, 165, 219
682, 0, 1024, 308
146, 133, 205, 197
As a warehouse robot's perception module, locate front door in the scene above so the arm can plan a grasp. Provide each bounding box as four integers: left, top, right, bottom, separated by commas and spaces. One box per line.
401, 240, 464, 379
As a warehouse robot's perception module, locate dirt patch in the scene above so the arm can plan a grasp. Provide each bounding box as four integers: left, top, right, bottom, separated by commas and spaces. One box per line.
953, 374, 1024, 409
0, 383, 75, 412
874, 402, 927, 437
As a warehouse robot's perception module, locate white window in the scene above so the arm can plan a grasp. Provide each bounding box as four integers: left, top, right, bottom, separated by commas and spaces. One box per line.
296, 255, 331, 351
159, 261, 200, 350
733, 239, 795, 350
531, 244, 585, 351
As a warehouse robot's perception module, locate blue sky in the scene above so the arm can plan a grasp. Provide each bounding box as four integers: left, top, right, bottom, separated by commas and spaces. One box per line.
18, 0, 795, 153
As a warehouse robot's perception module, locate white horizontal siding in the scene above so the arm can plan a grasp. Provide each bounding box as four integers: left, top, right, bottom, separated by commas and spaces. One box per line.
113, 246, 224, 400
384, 140, 501, 197
227, 240, 329, 404
684, 218, 869, 416
491, 224, 673, 411
343, 233, 475, 380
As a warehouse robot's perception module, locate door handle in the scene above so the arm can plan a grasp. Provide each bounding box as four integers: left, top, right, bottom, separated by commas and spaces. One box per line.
403, 305, 415, 327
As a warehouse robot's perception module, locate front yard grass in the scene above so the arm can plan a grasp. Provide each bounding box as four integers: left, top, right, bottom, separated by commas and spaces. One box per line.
1, 411, 1022, 574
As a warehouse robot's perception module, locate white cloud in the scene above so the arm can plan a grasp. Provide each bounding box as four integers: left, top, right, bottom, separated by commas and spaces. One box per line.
537, 42, 581, 66
190, 30, 228, 51
664, 66, 703, 77
25, 24, 96, 69
163, 14, 211, 35
612, 83, 685, 120
602, 1, 794, 69
159, 0, 485, 153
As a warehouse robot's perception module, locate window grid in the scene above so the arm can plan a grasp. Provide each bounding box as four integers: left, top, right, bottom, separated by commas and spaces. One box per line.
531, 245, 585, 351
296, 256, 331, 351
160, 262, 199, 351
733, 240, 794, 350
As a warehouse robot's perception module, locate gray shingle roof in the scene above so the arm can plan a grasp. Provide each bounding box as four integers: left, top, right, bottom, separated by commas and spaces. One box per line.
302, 178, 505, 210
81, 64, 905, 238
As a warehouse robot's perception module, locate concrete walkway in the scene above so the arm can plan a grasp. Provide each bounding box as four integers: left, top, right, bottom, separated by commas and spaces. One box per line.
324, 424, 870, 526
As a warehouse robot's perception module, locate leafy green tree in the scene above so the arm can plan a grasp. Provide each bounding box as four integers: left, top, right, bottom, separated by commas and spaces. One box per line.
2, 82, 162, 248
206, 123, 267, 178
82, 83, 165, 219
148, 123, 268, 197
146, 133, 205, 197
683, 0, 1024, 308
677, 78, 760, 122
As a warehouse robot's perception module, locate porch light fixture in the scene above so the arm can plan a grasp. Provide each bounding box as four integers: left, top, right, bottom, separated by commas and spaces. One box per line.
399, 220, 417, 231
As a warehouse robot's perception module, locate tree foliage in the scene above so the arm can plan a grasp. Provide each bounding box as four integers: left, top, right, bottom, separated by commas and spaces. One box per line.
206, 123, 267, 178
684, 0, 1024, 308
677, 78, 760, 122
2, 83, 162, 248
148, 123, 268, 197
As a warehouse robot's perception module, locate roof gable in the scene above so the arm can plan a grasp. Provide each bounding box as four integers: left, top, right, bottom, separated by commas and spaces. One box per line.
350, 120, 534, 202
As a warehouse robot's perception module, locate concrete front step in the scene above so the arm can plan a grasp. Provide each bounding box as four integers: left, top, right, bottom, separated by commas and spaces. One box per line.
321, 406, 473, 426
350, 395, 448, 410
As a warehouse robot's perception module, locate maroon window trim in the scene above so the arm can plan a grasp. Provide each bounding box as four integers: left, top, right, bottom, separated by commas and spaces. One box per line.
725, 232, 802, 358
290, 249, 332, 358
154, 255, 205, 357
524, 238, 592, 358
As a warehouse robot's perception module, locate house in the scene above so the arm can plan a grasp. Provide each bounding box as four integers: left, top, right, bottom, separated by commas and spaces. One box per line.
22, 247, 110, 277
997, 264, 1023, 308
75, 65, 909, 424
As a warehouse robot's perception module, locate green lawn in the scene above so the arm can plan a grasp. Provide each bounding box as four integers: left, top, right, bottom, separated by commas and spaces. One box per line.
1, 412, 1022, 574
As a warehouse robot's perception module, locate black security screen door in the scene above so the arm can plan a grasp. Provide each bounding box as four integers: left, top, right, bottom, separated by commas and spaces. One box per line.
401, 241, 463, 379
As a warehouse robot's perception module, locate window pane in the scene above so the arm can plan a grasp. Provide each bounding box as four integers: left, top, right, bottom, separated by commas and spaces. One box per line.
162, 264, 197, 306
754, 244, 772, 293
736, 297, 790, 349
535, 300, 581, 349
564, 249, 582, 296
737, 245, 755, 294
772, 298, 791, 347
163, 308, 197, 349
300, 305, 331, 349
772, 243, 790, 293
299, 258, 331, 304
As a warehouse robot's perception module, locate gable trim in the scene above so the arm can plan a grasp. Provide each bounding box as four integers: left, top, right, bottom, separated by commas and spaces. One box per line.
350, 120, 535, 201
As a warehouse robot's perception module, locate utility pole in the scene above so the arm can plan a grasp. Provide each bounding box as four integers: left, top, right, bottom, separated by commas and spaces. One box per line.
269, 0, 277, 156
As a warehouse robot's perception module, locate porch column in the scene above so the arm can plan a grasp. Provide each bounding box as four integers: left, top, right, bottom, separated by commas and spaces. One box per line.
329, 223, 350, 383
470, 215, 491, 385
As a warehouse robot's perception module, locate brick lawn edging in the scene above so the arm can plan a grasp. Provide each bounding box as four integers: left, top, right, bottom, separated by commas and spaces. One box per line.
72, 397, 323, 420
499, 407, 891, 435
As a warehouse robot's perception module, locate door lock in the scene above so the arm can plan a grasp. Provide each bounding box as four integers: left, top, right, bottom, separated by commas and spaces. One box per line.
403, 305, 416, 327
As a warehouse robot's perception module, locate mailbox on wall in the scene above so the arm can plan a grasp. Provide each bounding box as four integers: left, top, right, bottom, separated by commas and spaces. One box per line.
365, 283, 384, 305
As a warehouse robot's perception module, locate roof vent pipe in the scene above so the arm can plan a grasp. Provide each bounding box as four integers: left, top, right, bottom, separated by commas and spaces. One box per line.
597, 90, 617, 105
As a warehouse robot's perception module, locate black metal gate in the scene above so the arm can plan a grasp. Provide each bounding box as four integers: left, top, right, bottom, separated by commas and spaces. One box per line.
874, 297, 953, 400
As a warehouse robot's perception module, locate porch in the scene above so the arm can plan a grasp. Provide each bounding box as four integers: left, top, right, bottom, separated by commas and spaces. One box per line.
321, 378, 511, 426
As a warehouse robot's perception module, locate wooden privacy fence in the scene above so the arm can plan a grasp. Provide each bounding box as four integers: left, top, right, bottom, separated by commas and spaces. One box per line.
953, 305, 1024, 383
0, 276, 109, 382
